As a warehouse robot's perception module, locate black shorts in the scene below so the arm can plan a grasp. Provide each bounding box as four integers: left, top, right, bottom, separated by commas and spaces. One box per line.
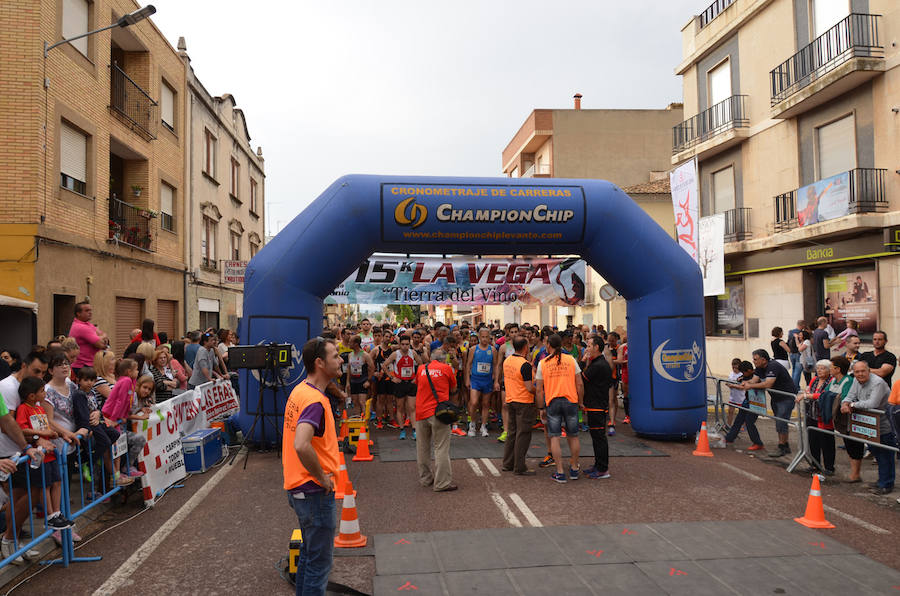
376, 380, 394, 395
11, 458, 61, 490
349, 380, 367, 394
393, 380, 416, 399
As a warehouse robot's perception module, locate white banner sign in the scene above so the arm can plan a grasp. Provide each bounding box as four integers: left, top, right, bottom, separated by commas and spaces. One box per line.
670, 159, 700, 263
196, 379, 241, 423
223, 260, 248, 284
132, 409, 187, 508
699, 214, 725, 297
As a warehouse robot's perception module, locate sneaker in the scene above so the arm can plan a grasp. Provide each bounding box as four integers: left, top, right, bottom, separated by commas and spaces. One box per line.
497, 431, 507, 443
452, 428, 467, 437
768, 445, 789, 458
376, 420, 383, 430
551, 472, 567, 484
399, 429, 407, 440
532, 421, 545, 430
411, 430, 416, 441
81, 463, 92, 483
579, 423, 589, 433
480, 424, 489, 438
623, 416, 631, 425
1, 538, 37, 565
467, 426, 476, 437
607, 425, 616, 437
47, 514, 74, 531
747, 444, 765, 451
539, 455, 555, 468
569, 467, 580, 481
586, 469, 611, 479
127, 467, 144, 478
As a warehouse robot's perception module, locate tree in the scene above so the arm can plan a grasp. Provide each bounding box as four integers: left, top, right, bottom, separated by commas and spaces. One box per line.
387, 305, 420, 325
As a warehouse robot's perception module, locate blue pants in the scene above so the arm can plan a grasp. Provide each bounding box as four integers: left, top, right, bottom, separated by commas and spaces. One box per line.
725, 398, 762, 445
789, 353, 802, 390
287, 491, 336, 595
871, 432, 897, 490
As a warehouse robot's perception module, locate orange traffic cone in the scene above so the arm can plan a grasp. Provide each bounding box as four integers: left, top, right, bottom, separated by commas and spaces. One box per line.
339, 410, 349, 441
692, 421, 714, 457
334, 479, 367, 548
794, 475, 834, 529
352, 430, 374, 462
334, 452, 355, 500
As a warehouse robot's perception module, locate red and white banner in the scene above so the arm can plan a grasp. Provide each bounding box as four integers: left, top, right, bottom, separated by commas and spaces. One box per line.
670, 159, 700, 264
196, 379, 241, 423
132, 408, 187, 507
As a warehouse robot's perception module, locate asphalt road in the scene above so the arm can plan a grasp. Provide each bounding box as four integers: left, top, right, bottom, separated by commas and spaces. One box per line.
3, 418, 898, 595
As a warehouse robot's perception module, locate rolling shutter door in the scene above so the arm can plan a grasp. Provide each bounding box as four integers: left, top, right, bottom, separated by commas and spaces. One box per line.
115, 297, 142, 355
156, 300, 178, 341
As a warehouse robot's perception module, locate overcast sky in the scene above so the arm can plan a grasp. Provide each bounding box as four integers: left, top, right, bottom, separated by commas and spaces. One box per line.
147, 0, 702, 236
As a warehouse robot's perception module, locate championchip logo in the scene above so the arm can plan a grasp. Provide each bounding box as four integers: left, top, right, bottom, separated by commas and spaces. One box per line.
394, 198, 428, 229
652, 339, 703, 383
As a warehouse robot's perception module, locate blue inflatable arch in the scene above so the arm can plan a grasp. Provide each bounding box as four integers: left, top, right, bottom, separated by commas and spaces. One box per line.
238, 175, 705, 439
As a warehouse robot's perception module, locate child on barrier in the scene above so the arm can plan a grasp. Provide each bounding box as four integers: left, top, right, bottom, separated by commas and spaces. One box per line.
101, 359, 146, 478
15, 377, 74, 535
73, 367, 133, 490
726, 358, 745, 427
723, 361, 764, 450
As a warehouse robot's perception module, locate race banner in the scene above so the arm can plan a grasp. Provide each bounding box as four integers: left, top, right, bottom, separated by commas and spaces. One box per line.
197, 379, 241, 422
797, 171, 850, 227
132, 407, 187, 508
325, 256, 586, 306
699, 213, 725, 297
670, 159, 700, 263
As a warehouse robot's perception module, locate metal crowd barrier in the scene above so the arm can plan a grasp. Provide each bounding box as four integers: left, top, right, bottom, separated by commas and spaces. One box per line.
0, 432, 134, 571
708, 376, 899, 475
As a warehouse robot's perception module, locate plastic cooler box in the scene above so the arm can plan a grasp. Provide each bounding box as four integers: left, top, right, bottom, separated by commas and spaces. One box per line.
182, 428, 224, 473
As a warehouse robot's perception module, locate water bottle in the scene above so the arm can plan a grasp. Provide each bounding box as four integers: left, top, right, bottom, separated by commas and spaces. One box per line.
0, 452, 20, 482
29, 447, 44, 470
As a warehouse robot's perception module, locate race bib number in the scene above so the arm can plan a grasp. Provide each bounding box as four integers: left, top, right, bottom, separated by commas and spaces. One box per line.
341, 363, 349, 373
476, 362, 491, 374
350, 363, 363, 376
30, 413, 49, 430
401, 366, 414, 378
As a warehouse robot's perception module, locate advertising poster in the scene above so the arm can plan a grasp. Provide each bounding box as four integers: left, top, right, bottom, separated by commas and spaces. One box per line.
670, 159, 700, 263
326, 256, 586, 306
796, 171, 850, 227
699, 213, 725, 297
823, 268, 877, 335
715, 280, 744, 336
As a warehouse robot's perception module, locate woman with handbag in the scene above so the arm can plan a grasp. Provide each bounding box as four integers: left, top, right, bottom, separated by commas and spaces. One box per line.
796, 360, 836, 474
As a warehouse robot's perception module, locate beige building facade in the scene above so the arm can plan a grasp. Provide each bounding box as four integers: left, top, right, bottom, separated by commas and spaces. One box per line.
0, 0, 187, 354
180, 41, 265, 334
483, 100, 682, 329
674, 0, 900, 375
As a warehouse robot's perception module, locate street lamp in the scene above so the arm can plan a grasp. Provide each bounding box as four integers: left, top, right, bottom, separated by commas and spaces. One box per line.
40, 4, 156, 222
44, 5, 156, 57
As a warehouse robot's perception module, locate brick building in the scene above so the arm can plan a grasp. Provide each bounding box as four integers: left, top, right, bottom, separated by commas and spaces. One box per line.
0, 0, 186, 353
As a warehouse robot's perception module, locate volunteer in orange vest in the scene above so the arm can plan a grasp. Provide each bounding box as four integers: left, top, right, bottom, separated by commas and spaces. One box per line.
535, 333, 584, 483
282, 337, 343, 596
501, 335, 537, 475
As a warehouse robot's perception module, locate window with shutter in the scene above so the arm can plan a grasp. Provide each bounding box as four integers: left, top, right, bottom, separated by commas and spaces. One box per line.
712, 166, 736, 214
60, 121, 87, 194
62, 0, 89, 56
161, 83, 175, 131
160, 183, 174, 231
708, 59, 732, 107
812, 0, 849, 39
816, 115, 856, 180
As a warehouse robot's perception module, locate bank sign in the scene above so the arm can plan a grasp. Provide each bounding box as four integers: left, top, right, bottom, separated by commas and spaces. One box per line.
381, 183, 586, 244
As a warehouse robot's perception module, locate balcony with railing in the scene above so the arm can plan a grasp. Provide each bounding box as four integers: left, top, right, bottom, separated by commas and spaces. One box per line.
773, 168, 888, 232
723, 207, 752, 242
521, 163, 551, 178
109, 63, 158, 141
108, 197, 156, 251
672, 95, 748, 162
769, 13, 883, 118
699, 0, 737, 28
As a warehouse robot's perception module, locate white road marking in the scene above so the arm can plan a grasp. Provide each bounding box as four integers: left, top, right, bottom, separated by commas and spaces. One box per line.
508, 493, 542, 527
490, 491, 522, 527
92, 455, 237, 595
480, 458, 501, 477
823, 505, 891, 535
718, 462, 762, 481
466, 458, 484, 477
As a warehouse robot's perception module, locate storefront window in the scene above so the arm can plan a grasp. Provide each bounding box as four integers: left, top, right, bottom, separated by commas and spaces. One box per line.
713, 279, 744, 336
821, 266, 877, 338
